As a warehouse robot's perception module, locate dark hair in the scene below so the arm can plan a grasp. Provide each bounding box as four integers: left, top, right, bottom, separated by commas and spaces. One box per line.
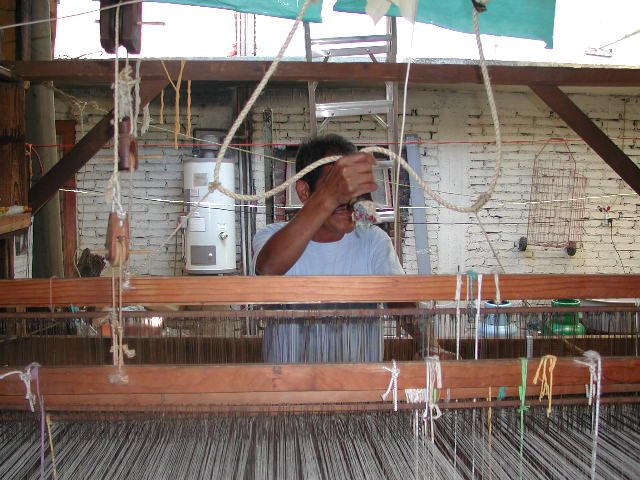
295, 134, 356, 191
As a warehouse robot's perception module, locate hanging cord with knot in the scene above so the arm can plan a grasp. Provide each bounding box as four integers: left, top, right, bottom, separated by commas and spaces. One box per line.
0, 362, 41, 412
149, 0, 503, 260
518, 357, 529, 459
575, 350, 602, 480
382, 359, 400, 411
422, 355, 443, 443
533, 354, 557, 417
0, 362, 46, 477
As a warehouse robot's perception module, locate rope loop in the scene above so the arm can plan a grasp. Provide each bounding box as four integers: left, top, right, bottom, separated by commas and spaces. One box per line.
382, 359, 400, 411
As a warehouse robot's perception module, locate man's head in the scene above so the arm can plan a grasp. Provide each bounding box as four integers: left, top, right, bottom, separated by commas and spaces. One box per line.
295, 134, 356, 192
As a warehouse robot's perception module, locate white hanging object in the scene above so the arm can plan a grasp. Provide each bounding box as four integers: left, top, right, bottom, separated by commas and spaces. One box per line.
365, 0, 419, 24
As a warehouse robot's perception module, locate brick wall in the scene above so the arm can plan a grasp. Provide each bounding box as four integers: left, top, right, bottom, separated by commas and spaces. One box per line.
55, 86, 236, 276
251, 85, 640, 275
57, 83, 640, 276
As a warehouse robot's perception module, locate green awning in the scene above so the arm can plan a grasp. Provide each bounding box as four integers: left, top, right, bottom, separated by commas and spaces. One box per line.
334, 0, 556, 48
149, 0, 555, 47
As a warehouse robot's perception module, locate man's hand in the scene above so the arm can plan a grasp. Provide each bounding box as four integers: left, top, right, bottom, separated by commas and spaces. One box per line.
313, 153, 378, 209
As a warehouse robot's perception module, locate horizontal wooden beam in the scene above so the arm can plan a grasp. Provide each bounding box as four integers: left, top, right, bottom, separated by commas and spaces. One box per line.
28, 80, 167, 214
531, 84, 640, 195
0, 274, 639, 307
0, 357, 637, 411
5, 60, 640, 86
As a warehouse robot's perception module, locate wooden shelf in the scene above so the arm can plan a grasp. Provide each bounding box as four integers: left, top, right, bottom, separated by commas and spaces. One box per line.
0, 213, 31, 236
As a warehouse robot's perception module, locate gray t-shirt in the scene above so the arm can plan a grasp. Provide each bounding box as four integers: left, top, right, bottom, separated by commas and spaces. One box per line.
252, 223, 404, 363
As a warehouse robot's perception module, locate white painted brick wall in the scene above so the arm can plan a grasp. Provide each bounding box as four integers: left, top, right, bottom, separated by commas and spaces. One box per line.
251, 86, 640, 276
55, 86, 235, 276
56, 84, 640, 277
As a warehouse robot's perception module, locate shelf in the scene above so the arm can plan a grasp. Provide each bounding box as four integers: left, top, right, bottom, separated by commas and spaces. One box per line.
0, 213, 31, 236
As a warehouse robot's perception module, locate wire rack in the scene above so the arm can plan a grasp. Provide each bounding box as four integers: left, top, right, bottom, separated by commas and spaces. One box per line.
525, 150, 587, 253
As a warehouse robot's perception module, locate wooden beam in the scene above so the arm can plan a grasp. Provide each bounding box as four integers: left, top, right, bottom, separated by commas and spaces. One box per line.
5, 60, 640, 86
0, 213, 31, 237
28, 80, 167, 214
0, 274, 639, 307
531, 84, 640, 195
0, 357, 638, 411
56, 120, 78, 278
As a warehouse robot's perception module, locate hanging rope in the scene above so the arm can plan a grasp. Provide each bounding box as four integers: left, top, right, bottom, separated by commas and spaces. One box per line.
474, 273, 484, 360
575, 350, 602, 480
161, 59, 187, 148
533, 354, 557, 417
423, 356, 443, 443
381, 359, 400, 412
149, 1, 504, 261
455, 273, 463, 360
0, 362, 41, 412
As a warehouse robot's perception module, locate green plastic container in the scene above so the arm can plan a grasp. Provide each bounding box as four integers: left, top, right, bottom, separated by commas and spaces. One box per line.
544, 299, 586, 336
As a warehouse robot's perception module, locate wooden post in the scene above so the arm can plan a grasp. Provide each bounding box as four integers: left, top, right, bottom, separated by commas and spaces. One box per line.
56, 120, 77, 278
0, 81, 27, 279
27, 0, 63, 278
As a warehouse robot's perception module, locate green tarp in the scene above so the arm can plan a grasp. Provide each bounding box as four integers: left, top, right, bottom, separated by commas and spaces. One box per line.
334, 0, 556, 48
150, 0, 556, 47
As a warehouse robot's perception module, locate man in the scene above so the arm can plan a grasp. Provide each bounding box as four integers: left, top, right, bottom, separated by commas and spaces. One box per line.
252, 134, 405, 363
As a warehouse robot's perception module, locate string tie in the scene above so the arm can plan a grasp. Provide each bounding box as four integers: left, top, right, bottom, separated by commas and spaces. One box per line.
518, 357, 529, 460
382, 359, 400, 411
0, 362, 41, 412
423, 356, 443, 443
533, 354, 557, 417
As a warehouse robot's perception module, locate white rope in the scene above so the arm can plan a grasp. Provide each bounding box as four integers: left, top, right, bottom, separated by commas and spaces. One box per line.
474, 273, 484, 360
422, 355, 443, 443
455, 273, 463, 360
151, 1, 504, 261
106, 4, 126, 218
206, 1, 502, 208
493, 271, 501, 305
381, 359, 400, 411
0, 362, 41, 412
574, 350, 602, 480
133, 59, 143, 137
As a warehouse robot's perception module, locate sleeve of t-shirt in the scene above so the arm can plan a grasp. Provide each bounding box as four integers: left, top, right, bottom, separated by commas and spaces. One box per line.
370, 228, 405, 275
251, 223, 284, 275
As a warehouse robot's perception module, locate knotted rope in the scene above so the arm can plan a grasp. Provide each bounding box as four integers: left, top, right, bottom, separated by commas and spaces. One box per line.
381, 359, 400, 411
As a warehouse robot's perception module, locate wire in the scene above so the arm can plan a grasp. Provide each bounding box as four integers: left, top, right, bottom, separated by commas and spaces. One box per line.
609, 221, 627, 274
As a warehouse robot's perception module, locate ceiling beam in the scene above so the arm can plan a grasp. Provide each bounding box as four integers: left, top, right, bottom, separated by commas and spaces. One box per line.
530, 84, 640, 196
29, 80, 167, 214
4, 60, 640, 86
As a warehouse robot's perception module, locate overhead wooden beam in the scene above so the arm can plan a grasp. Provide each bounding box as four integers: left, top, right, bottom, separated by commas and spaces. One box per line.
28, 80, 167, 214
4, 60, 640, 86
0, 274, 639, 307
0, 357, 638, 411
531, 84, 640, 195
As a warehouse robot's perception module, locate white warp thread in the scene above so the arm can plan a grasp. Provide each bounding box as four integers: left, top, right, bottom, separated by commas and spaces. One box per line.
423, 355, 443, 443
575, 350, 602, 480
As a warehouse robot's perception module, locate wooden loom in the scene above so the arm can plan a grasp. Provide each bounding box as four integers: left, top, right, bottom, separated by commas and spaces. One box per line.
0, 274, 639, 412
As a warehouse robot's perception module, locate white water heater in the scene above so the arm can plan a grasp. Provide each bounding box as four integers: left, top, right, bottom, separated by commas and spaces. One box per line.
183, 136, 237, 274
